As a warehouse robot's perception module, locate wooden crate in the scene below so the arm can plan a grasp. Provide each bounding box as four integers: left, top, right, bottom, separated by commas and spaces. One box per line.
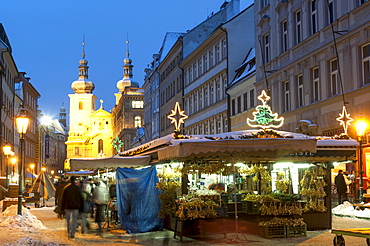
286, 224, 307, 238
247, 201, 261, 214
259, 225, 286, 238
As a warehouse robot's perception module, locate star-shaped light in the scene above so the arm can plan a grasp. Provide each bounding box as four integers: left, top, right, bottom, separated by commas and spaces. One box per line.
257, 90, 270, 106
336, 106, 353, 135
112, 136, 124, 153
168, 102, 188, 131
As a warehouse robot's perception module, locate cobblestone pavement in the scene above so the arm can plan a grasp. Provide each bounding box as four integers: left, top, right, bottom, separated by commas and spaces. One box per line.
3, 200, 370, 246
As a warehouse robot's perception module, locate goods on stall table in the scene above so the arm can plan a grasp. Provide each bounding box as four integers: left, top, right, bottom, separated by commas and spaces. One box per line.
175, 200, 220, 220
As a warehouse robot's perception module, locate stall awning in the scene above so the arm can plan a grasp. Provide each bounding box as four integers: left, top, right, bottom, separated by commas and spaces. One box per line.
69, 155, 151, 170
158, 138, 317, 161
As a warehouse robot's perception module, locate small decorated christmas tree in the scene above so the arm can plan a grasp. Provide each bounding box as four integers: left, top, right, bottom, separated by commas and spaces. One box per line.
247, 90, 284, 129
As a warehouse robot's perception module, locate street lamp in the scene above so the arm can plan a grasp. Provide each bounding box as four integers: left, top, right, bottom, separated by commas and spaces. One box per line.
29, 163, 35, 184
15, 106, 29, 215
355, 117, 367, 203
3, 142, 12, 189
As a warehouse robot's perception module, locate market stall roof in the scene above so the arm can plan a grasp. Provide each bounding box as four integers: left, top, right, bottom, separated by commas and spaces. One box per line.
157, 138, 317, 161
68, 155, 151, 170
119, 130, 359, 162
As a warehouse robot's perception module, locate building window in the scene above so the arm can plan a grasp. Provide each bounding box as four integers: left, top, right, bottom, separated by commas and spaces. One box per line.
132, 100, 143, 108
98, 139, 103, 153
216, 45, 220, 63
250, 89, 255, 108
203, 55, 208, 72
231, 99, 236, 116
189, 66, 193, 82
237, 96, 241, 114
282, 20, 288, 53
222, 40, 227, 59
264, 34, 270, 63
362, 43, 370, 85
311, 0, 318, 35
194, 93, 198, 112
312, 67, 320, 101
74, 147, 80, 156
295, 10, 302, 44
243, 92, 248, 110
79, 101, 83, 110
198, 59, 203, 76
210, 85, 214, 105
134, 116, 142, 127
297, 75, 304, 107
284, 81, 290, 111
330, 59, 339, 95
328, 0, 334, 24
261, 0, 269, 8
199, 89, 203, 110
193, 63, 197, 79
204, 87, 208, 107
216, 82, 221, 102
209, 49, 214, 68
189, 97, 193, 115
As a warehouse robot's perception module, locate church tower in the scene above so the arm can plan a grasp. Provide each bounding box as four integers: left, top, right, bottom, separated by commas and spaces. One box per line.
59, 102, 67, 128
115, 39, 139, 105
65, 40, 113, 161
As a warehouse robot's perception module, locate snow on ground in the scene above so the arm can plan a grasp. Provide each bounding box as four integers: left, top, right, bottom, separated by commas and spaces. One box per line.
2, 236, 59, 246
332, 201, 370, 218
0, 205, 47, 232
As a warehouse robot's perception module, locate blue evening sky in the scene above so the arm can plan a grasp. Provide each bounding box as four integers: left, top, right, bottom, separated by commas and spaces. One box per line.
1, 0, 253, 119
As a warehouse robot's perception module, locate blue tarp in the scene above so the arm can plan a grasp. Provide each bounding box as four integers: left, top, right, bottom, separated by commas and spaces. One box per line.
116, 166, 163, 233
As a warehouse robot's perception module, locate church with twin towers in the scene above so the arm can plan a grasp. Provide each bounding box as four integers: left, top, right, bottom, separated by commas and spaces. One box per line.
65, 40, 144, 161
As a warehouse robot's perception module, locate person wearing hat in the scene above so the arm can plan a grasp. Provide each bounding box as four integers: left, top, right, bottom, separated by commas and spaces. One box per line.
61, 176, 84, 239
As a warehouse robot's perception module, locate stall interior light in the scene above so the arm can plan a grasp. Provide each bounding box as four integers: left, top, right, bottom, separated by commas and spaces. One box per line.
234, 163, 245, 167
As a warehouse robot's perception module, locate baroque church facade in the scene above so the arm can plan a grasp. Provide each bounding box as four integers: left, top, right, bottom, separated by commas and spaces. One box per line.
65, 44, 114, 159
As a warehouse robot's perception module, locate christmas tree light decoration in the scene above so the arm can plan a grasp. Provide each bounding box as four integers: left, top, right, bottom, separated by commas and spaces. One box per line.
336, 105, 353, 135
112, 136, 124, 153
247, 90, 284, 129
168, 102, 188, 131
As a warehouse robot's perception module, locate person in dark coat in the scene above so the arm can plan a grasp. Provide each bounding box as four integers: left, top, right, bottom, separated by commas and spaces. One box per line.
55, 178, 69, 219
61, 176, 84, 239
335, 170, 347, 204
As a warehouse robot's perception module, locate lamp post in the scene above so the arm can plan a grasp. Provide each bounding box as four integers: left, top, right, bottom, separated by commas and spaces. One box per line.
15, 106, 29, 215
355, 117, 367, 203
29, 163, 35, 185
3, 142, 12, 189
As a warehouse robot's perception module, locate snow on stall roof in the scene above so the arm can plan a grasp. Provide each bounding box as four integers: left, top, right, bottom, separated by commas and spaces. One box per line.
120, 129, 358, 155
0, 205, 46, 232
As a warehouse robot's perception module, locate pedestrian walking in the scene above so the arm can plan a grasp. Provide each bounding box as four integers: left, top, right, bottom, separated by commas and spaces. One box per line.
92, 179, 109, 237
81, 180, 92, 234
54, 177, 69, 219
61, 176, 84, 239
335, 170, 347, 204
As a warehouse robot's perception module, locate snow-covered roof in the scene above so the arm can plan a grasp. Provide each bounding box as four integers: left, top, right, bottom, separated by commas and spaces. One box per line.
120, 129, 358, 160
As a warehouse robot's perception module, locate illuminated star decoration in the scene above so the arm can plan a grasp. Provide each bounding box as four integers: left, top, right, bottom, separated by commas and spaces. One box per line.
247, 90, 284, 129
336, 105, 353, 135
112, 136, 124, 153
167, 102, 188, 131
